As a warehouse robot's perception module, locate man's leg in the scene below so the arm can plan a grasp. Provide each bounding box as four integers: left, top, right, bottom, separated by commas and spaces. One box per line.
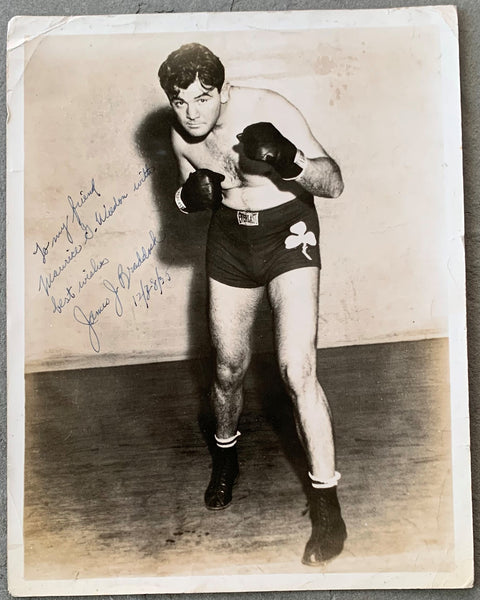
205, 277, 264, 510
267, 267, 346, 564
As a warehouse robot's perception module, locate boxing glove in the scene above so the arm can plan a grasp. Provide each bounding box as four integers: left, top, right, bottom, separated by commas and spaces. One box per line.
175, 169, 225, 213
238, 122, 306, 180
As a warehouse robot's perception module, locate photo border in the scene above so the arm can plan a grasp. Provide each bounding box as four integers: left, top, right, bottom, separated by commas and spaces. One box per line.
6, 6, 472, 595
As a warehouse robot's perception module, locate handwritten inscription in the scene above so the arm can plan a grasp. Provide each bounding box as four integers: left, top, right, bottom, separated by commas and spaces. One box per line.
103, 279, 123, 318
95, 193, 129, 227
67, 178, 102, 232
35, 178, 102, 293
51, 286, 76, 315
117, 230, 161, 290
33, 169, 153, 274
132, 266, 172, 310
38, 244, 83, 297
33, 211, 76, 265
73, 299, 111, 354
133, 165, 154, 192
31, 166, 173, 354
73, 261, 171, 352
78, 257, 110, 294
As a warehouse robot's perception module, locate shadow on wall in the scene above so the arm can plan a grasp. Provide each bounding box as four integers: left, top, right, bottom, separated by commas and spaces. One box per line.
134, 105, 211, 357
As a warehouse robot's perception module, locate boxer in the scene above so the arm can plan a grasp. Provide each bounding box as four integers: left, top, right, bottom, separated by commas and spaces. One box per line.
159, 43, 346, 565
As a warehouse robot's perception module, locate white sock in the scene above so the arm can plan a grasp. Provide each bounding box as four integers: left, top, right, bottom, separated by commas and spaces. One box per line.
215, 431, 241, 449
309, 471, 341, 489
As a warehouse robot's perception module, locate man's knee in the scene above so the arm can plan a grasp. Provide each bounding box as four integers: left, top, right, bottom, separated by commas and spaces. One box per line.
279, 354, 317, 398
215, 355, 249, 392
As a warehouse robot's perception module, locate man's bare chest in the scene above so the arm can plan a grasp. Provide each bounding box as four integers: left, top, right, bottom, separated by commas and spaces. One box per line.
184, 131, 270, 189
185, 132, 242, 185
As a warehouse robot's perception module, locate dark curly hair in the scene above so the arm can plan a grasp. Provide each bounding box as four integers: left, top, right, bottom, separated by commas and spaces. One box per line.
158, 43, 225, 100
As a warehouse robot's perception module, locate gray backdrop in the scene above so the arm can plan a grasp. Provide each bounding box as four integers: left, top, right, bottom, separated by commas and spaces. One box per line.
1, 0, 479, 599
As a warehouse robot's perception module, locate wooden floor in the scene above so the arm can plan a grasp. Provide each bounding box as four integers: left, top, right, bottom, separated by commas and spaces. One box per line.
24, 338, 454, 580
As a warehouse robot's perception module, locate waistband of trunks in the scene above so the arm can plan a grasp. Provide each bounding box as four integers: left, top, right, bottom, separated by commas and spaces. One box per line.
217, 192, 314, 226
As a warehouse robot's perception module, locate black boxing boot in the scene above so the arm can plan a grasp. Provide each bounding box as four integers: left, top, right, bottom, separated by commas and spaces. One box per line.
204, 433, 240, 510
302, 472, 347, 566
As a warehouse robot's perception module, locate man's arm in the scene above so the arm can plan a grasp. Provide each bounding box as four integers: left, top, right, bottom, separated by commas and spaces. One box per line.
239, 91, 344, 199
171, 129, 195, 184
293, 154, 344, 199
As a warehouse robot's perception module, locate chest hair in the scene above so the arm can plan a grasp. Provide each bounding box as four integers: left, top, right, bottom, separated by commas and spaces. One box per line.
203, 132, 243, 183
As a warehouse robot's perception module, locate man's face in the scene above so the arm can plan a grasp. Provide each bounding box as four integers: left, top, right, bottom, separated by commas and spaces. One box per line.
170, 76, 223, 138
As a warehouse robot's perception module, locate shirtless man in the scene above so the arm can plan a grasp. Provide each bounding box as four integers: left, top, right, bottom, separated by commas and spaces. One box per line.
158, 43, 346, 565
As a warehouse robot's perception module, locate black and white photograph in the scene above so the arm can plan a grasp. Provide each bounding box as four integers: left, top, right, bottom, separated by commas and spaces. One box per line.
6, 6, 473, 595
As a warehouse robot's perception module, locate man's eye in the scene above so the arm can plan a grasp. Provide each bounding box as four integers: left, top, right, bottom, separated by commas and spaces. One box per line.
199, 98, 208, 103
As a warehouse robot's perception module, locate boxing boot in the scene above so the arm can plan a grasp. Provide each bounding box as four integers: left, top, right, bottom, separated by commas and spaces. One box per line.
302, 485, 347, 566
204, 445, 239, 510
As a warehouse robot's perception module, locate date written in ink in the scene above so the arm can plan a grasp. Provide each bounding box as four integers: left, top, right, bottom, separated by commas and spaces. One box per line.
132, 266, 171, 309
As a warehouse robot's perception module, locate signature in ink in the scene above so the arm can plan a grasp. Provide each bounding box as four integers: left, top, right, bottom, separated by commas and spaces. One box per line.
103, 278, 124, 317
73, 299, 110, 353
117, 230, 162, 290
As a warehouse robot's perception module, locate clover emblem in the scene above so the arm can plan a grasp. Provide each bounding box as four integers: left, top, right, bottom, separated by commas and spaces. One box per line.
284, 221, 317, 260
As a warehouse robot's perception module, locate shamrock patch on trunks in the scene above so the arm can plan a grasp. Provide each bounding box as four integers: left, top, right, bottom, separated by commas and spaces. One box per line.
284, 221, 317, 261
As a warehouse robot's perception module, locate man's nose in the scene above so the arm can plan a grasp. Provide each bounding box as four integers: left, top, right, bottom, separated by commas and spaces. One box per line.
186, 103, 199, 120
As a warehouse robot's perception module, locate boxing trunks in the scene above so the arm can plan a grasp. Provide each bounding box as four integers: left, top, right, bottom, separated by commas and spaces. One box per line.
206, 192, 320, 288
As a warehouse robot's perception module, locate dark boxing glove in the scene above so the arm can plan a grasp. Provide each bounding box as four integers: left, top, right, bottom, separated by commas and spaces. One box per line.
175, 169, 225, 213
237, 122, 306, 180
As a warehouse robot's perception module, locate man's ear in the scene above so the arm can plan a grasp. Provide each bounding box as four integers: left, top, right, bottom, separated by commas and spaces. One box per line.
220, 81, 231, 104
